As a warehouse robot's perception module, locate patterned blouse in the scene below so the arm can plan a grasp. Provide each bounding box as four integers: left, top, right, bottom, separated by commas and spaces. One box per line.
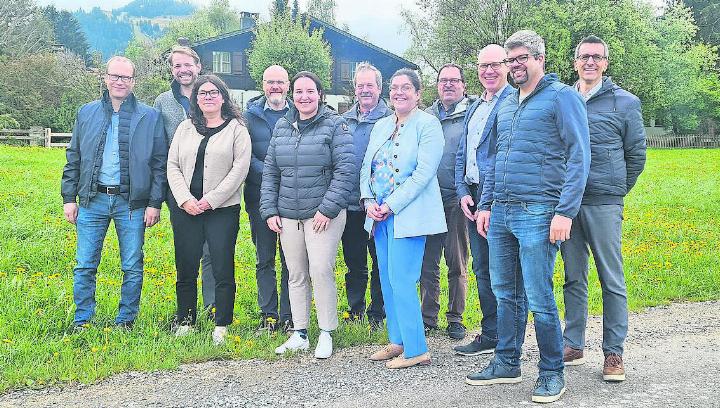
370, 137, 396, 205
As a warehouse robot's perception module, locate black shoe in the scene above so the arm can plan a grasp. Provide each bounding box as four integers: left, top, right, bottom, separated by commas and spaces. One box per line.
256, 315, 279, 333
454, 334, 496, 356
369, 318, 384, 332
281, 319, 294, 333
447, 322, 467, 340
115, 321, 134, 331
424, 323, 439, 336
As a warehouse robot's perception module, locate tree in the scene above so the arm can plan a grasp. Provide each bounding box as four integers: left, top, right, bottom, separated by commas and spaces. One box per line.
42, 6, 90, 64
307, 0, 337, 25
247, 14, 333, 90
155, 0, 240, 52
676, 0, 720, 48
272, 0, 288, 17
0, 0, 53, 57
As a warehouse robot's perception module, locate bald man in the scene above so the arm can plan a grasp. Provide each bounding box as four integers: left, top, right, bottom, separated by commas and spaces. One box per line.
244, 65, 294, 332
453, 44, 513, 355
62, 56, 167, 330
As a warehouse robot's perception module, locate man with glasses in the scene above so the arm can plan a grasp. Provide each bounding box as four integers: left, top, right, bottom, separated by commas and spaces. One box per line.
453, 44, 513, 355
154, 45, 217, 315
341, 62, 391, 329
465, 31, 590, 404
561, 35, 646, 382
421, 63, 475, 339
62, 56, 167, 331
243, 65, 294, 332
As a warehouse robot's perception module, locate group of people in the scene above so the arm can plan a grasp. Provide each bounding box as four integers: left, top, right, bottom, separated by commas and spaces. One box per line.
60, 28, 646, 403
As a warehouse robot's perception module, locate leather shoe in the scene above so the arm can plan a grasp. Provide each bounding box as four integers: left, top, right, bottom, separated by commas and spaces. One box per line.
370, 344, 403, 361
385, 352, 431, 369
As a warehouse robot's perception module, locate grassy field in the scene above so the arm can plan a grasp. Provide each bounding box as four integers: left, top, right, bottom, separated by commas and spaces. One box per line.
0, 146, 718, 393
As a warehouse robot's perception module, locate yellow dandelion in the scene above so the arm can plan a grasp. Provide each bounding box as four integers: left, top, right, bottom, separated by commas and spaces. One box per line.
2, 339, 12, 344
267, 316, 277, 324
103, 327, 112, 333
16, 267, 27, 273
63, 338, 70, 343
211, 307, 216, 314
165, 295, 173, 301
53, 352, 59, 357
0, 272, 6, 278
342, 311, 350, 320
91, 347, 99, 353
233, 335, 242, 343
245, 340, 254, 348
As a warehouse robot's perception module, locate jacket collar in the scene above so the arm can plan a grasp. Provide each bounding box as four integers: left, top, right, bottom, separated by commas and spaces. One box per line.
287, 103, 335, 131
343, 99, 390, 122
247, 95, 294, 120
430, 97, 472, 120
102, 90, 137, 114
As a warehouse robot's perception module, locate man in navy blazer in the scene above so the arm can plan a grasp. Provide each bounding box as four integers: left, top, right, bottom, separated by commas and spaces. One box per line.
453, 44, 513, 356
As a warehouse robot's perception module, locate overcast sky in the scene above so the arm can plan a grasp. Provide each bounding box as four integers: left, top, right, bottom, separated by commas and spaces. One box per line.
35, 0, 415, 56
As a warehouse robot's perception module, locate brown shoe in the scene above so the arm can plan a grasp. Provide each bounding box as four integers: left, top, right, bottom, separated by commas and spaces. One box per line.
563, 346, 586, 366
385, 352, 431, 369
370, 344, 403, 361
603, 353, 626, 381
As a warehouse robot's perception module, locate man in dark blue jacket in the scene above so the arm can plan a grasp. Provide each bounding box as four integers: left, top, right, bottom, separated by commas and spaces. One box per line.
61, 56, 167, 330
561, 35, 646, 382
453, 44, 513, 355
340, 62, 392, 329
466, 31, 590, 404
243, 65, 293, 332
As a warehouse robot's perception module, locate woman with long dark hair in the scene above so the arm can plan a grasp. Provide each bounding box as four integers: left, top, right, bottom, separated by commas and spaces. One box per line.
167, 74, 251, 345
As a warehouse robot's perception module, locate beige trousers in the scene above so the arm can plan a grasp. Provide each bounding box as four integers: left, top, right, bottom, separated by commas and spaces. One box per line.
279, 210, 346, 331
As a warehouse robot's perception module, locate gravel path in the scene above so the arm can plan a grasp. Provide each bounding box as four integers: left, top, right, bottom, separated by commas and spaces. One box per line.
3, 301, 719, 408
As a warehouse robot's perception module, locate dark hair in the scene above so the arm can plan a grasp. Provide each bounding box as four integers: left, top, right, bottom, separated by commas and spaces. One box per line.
574, 35, 609, 59
190, 75, 242, 133
390, 68, 421, 92
436, 63, 465, 83
291, 71, 325, 103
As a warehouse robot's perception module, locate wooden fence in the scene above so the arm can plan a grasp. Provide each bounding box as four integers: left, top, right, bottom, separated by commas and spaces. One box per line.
0, 128, 70, 148
646, 134, 720, 149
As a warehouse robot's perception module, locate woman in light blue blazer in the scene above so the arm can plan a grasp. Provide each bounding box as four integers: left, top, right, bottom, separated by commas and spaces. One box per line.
360, 68, 446, 369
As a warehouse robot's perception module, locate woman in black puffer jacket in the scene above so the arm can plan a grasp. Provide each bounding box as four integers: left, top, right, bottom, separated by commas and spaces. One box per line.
260, 71, 355, 359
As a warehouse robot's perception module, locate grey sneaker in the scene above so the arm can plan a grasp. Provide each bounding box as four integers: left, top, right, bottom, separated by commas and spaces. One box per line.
465, 359, 522, 386
532, 373, 566, 403
454, 335, 496, 356
446, 322, 466, 340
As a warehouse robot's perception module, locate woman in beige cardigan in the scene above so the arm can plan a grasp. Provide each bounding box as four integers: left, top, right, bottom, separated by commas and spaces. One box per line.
167, 75, 250, 345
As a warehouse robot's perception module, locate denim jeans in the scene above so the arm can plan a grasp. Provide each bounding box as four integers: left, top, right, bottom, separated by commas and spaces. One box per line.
468, 218, 498, 343
73, 193, 146, 324
488, 202, 564, 375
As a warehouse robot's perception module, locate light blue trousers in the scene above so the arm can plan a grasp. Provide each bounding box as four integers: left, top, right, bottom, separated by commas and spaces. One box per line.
374, 215, 428, 358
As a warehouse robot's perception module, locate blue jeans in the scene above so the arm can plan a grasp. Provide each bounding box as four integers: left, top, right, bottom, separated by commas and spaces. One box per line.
488, 202, 564, 375
374, 215, 428, 358
468, 218, 498, 343
73, 193, 146, 324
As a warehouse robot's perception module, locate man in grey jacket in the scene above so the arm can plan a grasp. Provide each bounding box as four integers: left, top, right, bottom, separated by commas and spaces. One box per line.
422, 63, 475, 339
153, 45, 216, 313
561, 35, 646, 382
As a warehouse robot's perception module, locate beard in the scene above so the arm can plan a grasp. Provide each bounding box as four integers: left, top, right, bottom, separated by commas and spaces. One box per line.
267, 94, 285, 105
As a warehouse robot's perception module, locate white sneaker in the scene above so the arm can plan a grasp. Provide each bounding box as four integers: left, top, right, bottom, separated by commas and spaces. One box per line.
275, 331, 310, 354
174, 325, 194, 337
212, 326, 227, 345
314, 330, 333, 359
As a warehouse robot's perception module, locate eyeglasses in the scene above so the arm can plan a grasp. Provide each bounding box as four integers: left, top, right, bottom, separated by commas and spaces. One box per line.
198, 89, 221, 99
478, 62, 503, 72
438, 78, 463, 85
106, 74, 134, 83
389, 84, 415, 93
576, 54, 607, 62
503, 54, 538, 66
263, 80, 287, 86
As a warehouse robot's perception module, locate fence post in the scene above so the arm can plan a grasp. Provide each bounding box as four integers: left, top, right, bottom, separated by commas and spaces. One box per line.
29, 126, 44, 146
44, 128, 52, 148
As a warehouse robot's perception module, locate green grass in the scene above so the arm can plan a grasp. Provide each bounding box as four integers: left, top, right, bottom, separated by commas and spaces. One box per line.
0, 146, 718, 393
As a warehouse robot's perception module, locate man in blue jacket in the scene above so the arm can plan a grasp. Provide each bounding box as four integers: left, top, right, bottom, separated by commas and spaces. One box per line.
466, 31, 590, 404
340, 62, 392, 329
243, 65, 293, 332
61, 56, 167, 330
561, 35, 646, 382
453, 44, 513, 355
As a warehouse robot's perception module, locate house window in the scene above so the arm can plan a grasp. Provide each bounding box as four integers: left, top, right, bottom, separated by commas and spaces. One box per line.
213, 51, 231, 74
340, 61, 358, 82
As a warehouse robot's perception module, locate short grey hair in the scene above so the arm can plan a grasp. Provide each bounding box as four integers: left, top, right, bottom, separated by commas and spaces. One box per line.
107, 55, 136, 76
574, 35, 610, 59
504, 30, 545, 56
354, 62, 382, 89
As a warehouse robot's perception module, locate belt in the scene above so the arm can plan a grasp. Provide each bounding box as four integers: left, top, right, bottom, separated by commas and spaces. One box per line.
96, 184, 120, 195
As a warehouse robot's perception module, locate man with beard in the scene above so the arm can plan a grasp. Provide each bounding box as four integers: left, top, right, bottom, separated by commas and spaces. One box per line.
243, 65, 294, 332
421, 63, 475, 339
561, 35, 646, 382
154, 46, 216, 314
340, 62, 391, 329
453, 44, 513, 355
466, 31, 590, 404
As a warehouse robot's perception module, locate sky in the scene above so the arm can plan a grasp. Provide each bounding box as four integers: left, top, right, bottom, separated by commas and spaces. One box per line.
35, 0, 416, 56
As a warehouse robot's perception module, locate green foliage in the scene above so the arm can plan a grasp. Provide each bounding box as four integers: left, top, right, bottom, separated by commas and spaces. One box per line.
682, 0, 720, 47
42, 6, 90, 64
247, 14, 333, 90
0, 114, 20, 130
1, 146, 718, 392
0, 0, 54, 57
155, 0, 240, 53
73, 7, 134, 61
306, 0, 337, 25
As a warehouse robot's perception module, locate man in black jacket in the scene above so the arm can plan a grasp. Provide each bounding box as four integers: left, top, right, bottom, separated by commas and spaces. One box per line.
243, 65, 294, 332
61, 56, 166, 330
561, 35, 646, 382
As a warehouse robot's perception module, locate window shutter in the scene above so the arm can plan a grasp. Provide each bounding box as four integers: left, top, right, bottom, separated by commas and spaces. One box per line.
232, 52, 244, 74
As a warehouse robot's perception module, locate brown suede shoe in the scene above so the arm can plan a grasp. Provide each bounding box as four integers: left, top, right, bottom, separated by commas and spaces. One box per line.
563, 345, 586, 366
370, 344, 403, 361
603, 353, 626, 381
385, 352, 431, 369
